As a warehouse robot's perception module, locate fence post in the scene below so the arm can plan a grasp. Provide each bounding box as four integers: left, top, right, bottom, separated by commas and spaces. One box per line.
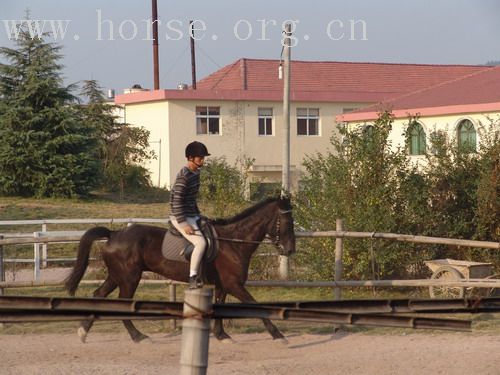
180, 288, 213, 375
0, 235, 4, 296
169, 283, 177, 330
334, 218, 344, 301
33, 232, 41, 281
41, 223, 47, 268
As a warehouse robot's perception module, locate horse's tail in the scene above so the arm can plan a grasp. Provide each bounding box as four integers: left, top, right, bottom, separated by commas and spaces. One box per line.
64, 226, 112, 296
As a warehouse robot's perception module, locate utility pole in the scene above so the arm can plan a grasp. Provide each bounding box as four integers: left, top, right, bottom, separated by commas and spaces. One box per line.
190, 20, 197, 89
282, 23, 292, 193
279, 23, 292, 280
152, 0, 160, 90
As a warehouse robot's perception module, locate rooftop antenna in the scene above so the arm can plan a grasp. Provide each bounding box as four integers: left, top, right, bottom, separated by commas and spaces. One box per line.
152, 0, 160, 90
190, 20, 197, 89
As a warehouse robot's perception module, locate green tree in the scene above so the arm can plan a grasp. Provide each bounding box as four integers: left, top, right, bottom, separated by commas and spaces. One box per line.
80, 80, 154, 195
199, 157, 251, 217
0, 23, 100, 197
295, 112, 418, 280
473, 120, 499, 242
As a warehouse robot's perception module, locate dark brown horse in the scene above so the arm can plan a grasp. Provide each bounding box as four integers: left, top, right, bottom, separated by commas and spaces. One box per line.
64, 196, 295, 343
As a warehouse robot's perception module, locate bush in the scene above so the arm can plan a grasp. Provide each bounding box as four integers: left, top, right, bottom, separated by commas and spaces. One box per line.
295, 112, 500, 280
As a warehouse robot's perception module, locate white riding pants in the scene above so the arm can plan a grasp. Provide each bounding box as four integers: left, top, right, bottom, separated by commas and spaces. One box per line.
169, 216, 207, 277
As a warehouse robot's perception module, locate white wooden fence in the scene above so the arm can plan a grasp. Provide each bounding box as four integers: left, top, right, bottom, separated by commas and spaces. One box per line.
0, 218, 498, 294
0, 218, 169, 280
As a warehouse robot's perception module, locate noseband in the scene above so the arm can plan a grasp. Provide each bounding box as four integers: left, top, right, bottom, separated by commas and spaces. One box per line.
273, 209, 293, 250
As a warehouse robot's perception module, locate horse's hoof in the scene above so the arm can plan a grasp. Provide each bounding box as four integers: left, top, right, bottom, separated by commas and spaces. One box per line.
220, 337, 236, 344
77, 327, 88, 343
138, 337, 153, 344
133, 335, 150, 343
275, 337, 289, 345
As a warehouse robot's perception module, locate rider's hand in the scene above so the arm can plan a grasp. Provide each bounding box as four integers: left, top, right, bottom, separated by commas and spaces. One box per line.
183, 224, 195, 235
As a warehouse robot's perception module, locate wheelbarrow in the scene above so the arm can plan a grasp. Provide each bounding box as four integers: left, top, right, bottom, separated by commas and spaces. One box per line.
424, 258, 499, 298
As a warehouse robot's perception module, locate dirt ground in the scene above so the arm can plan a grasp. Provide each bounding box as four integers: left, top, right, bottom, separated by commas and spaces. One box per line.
0, 331, 499, 375
2, 268, 499, 374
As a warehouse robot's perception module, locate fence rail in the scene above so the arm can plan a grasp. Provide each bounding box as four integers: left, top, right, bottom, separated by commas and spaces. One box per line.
0, 218, 169, 226
0, 218, 498, 289
296, 231, 499, 249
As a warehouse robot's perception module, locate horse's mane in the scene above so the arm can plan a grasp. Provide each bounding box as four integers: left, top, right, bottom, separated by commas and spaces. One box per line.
212, 196, 286, 225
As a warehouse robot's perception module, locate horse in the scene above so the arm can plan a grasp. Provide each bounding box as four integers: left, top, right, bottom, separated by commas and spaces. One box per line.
64, 196, 296, 343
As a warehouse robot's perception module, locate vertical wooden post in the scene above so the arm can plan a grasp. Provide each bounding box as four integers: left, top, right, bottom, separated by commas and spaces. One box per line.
334, 218, 344, 300
41, 223, 47, 268
279, 255, 289, 280
0, 235, 4, 296
169, 283, 177, 330
33, 232, 41, 281
180, 288, 213, 375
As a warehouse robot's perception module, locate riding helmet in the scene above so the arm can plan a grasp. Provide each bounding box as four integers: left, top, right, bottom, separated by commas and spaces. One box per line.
185, 141, 210, 158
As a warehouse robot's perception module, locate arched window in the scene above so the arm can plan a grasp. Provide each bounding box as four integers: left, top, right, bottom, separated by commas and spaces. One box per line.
457, 119, 477, 152
408, 122, 426, 155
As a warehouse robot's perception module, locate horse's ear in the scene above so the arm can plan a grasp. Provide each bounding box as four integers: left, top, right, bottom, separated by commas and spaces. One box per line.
279, 191, 292, 207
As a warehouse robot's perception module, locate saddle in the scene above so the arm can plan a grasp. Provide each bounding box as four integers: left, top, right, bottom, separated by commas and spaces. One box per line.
161, 217, 219, 265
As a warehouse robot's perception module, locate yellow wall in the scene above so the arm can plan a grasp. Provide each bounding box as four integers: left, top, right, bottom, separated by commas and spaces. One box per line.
346, 111, 500, 166
123, 101, 170, 188
124, 98, 369, 189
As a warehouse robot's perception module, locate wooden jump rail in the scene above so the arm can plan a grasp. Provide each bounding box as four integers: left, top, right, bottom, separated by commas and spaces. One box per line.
2, 278, 500, 289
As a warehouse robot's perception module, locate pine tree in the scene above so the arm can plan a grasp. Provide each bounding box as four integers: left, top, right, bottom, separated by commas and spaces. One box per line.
0, 22, 100, 197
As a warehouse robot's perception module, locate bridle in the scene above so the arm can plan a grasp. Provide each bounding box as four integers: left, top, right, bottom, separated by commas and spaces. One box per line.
272, 209, 293, 250
214, 208, 293, 250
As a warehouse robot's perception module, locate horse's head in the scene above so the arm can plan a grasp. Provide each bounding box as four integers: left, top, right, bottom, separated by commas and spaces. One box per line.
271, 195, 296, 256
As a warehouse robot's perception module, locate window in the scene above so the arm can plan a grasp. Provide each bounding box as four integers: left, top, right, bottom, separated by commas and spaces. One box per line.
249, 182, 281, 201
457, 119, 477, 152
297, 108, 319, 136
196, 106, 220, 135
342, 107, 358, 114
408, 121, 426, 155
258, 108, 273, 136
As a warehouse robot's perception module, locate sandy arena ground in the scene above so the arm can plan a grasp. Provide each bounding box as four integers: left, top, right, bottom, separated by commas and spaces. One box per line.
0, 331, 499, 375
2, 268, 499, 374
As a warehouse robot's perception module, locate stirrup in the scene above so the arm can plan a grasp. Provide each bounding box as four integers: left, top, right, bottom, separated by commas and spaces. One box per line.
189, 275, 203, 289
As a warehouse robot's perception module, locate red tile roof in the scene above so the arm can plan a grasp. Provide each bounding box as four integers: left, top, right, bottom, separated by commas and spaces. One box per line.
116, 58, 491, 105
338, 65, 500, 122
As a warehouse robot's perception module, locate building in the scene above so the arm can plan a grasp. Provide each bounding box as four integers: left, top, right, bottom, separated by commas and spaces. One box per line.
115, 58, 490, 190
337, 65, 500, 160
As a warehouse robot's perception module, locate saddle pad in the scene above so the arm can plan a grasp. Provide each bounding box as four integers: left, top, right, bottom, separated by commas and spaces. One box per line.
161, 231, 189, 263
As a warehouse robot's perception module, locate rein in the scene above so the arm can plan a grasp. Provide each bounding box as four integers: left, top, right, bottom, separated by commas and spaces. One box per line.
214, 209, 292, 247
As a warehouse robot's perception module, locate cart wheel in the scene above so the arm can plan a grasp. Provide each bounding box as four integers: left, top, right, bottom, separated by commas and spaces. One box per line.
468, 274, 499, 298
429, 265, 465, 299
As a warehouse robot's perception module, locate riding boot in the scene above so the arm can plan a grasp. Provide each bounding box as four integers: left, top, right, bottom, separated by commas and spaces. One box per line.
189, 275, 203, 289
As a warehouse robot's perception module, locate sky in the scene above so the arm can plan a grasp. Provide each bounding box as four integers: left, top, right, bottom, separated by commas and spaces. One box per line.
1, 0, 500, 95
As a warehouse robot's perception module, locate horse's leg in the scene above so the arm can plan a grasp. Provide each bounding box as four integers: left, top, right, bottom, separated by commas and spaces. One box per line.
118, 275, 149, 343
213, 288, 232, 341
78, 276, 117, 343
229, 285, 286, 341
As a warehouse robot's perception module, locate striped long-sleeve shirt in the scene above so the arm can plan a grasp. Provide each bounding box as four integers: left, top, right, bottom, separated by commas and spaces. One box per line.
170, 166, 201, 224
